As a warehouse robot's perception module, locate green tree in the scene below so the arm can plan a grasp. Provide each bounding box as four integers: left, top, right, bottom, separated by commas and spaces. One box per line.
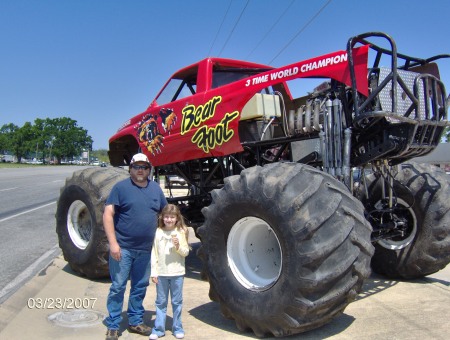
8, 122, 35, 162
47, 117, 93, 164
32, 118, 53, 163
0, 123, 18, 153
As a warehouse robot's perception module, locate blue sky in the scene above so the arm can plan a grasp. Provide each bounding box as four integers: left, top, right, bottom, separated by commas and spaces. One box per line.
1, 0, 449, 150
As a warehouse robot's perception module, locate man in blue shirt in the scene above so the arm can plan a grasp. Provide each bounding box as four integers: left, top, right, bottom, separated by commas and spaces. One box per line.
104, 153, 167, 340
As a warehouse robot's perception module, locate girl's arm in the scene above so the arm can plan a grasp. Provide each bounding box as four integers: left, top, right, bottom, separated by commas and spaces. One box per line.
176, 230, 190, 257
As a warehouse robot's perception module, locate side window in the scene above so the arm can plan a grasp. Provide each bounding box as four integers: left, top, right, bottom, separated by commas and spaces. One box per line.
177, 79, 196, 100
212, 71, 252, 88
156, 78, 197, 104
211, 67, 271, 89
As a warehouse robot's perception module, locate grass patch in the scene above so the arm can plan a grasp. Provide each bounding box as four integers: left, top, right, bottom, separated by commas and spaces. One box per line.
0, 163, 49, 168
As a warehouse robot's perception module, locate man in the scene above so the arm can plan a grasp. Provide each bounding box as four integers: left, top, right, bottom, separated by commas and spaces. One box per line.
104, 153, 167, 340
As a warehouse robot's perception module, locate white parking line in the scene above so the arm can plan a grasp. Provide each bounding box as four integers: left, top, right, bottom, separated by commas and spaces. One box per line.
0, 201, 56, 223
0, 187, 18, 192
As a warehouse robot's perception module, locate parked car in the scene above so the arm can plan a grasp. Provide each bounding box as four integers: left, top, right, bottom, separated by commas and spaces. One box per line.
1, 155, 14, 163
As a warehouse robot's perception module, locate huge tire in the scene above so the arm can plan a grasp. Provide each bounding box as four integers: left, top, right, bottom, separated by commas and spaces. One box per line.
361, 161, 450, 279
197, 163, 374, 338
56, 167, 129, 278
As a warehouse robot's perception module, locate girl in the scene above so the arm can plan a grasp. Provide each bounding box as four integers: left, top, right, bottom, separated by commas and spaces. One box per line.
149, 204, 190, 340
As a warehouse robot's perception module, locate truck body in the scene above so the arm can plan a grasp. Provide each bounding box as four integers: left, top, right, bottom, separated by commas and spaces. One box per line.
108, 45, 370, 168
56, 32, 450, 337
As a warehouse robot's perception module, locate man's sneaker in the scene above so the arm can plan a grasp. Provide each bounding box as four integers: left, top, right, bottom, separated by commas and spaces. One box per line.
105, 329, 119, 340
128, 323, 151, 336
175, 333, 185, 339
149, 334, 159, 340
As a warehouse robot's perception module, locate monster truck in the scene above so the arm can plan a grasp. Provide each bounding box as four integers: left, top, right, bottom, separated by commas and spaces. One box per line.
56, 32, 450, 337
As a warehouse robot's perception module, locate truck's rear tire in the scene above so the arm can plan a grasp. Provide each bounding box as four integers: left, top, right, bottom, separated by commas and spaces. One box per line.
197, 163, 374, 337
362, 162, 450, 279
56, 167, 129, 278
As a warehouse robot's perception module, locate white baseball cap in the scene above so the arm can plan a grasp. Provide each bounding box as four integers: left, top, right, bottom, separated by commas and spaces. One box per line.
130, 153, 151, 165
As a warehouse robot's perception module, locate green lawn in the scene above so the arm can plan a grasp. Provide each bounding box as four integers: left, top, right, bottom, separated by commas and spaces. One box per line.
0, 162, 48, 168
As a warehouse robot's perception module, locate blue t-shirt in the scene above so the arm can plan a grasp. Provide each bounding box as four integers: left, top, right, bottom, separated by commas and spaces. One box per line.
106, 178, 167, 251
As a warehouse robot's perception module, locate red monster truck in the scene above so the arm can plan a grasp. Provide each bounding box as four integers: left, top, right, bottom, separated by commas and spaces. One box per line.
56, 32, 450, 337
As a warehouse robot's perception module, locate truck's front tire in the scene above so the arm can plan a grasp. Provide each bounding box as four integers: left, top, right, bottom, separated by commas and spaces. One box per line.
197, 163, 374, 337
56, 167, 128, 278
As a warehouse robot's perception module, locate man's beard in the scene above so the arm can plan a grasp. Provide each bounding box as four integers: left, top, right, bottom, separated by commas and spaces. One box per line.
130, 172, 148, 184
135, 175, 146, 182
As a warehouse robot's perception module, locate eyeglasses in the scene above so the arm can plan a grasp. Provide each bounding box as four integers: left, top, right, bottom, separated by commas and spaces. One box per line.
131, 165, 150, 170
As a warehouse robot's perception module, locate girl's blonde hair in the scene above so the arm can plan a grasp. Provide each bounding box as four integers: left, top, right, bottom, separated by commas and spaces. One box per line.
158, 204, 190, 246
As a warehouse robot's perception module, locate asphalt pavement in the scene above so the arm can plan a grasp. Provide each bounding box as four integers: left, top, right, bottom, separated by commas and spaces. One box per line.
0, 228, 450, 340
0, 165, 91, 298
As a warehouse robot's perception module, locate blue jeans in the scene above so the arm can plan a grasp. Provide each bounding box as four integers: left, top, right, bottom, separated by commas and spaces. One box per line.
152, 275, 184, 336
105, 248, 151, 330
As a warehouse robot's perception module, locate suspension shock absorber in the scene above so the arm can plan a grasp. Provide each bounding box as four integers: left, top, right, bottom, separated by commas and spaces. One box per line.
380, 160, 394, 208
320, 130, 328, 173
333, 98, 343, 178
343, 128, 352, 187
323, 98, 333, 175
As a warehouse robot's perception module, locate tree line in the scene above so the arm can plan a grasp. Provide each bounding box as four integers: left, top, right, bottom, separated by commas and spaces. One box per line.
0, 117, 94, 164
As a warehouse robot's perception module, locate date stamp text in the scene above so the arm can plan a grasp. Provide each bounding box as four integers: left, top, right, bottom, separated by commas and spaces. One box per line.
27, 297, 97, 309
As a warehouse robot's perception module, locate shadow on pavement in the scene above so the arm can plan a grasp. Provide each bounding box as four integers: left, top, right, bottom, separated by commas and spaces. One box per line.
415, 276, 450, 286
357, 273, 398, 301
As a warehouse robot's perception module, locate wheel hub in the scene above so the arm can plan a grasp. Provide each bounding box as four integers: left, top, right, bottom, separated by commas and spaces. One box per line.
374, 198, 417, 250
227, 217, 282, 291
67, 200, 92, 249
